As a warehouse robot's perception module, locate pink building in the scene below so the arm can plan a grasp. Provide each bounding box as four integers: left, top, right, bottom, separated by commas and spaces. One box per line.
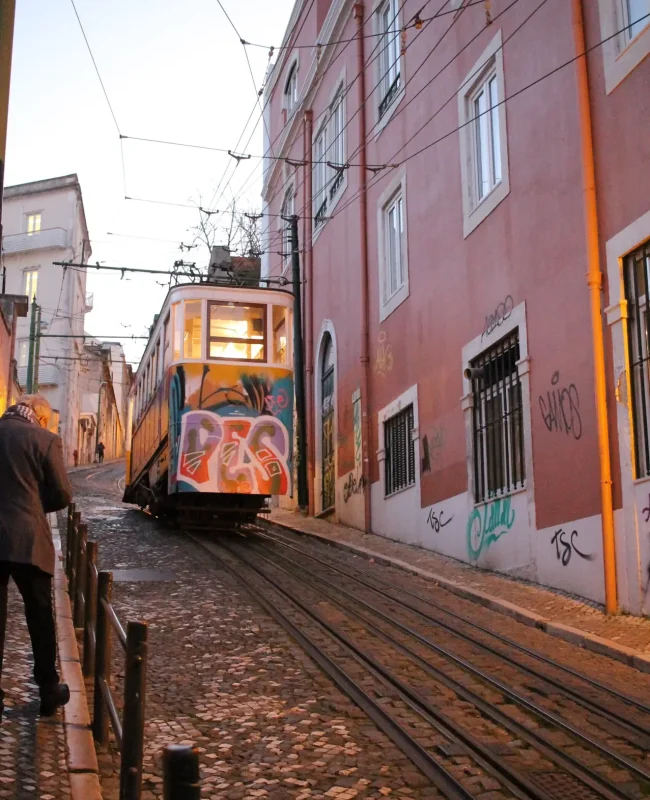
261, 0, 650, 613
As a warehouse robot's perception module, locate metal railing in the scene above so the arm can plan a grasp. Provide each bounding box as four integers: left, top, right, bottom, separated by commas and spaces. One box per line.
65, 503, 201, 800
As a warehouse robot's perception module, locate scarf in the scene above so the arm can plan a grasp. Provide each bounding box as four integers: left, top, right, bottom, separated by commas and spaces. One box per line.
1, 403, 40, 427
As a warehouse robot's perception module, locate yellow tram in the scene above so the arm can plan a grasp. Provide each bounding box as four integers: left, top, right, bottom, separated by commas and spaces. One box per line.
123, 280, 294, 529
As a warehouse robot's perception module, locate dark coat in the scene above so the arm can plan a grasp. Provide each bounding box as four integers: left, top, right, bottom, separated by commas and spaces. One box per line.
0, 416, 73, 575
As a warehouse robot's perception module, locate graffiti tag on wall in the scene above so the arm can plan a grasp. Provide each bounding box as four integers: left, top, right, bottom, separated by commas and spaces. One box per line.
177, 410, 290, 495
374, 331, 394, 378
426, 508, 453, 532
344, 391, 366, 503
550, 528, 594, 566
539, 371, 582, 440
481, 295, 514, 341
467, 496, 515, 560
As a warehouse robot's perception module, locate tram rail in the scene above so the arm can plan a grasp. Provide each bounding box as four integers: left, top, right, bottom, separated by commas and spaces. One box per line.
184, 521, 650, 800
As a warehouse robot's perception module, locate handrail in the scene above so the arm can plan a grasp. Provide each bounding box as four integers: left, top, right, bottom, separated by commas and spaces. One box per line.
98, 675, 123, 747
101, 596, 128, 649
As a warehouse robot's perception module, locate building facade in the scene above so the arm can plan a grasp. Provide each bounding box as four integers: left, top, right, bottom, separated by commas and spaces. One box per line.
0, 293, 27, 415
262, 0, 650, 612
1, 174, 92, 463
77, 339, 131, 466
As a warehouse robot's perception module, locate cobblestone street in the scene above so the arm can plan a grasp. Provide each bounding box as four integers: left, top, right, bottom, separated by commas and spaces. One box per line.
69, 464, 421, 800
0, 587, 70, 799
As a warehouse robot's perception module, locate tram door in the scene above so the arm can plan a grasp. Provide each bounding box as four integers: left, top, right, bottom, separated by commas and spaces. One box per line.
321, 335, 335, 511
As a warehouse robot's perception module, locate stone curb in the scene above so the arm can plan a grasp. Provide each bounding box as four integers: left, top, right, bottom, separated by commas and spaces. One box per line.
264, 516, 650, 675
50, 515, 103, 800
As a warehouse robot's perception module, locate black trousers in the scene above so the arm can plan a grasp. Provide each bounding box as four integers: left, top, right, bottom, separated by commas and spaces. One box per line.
0, 562, 59, 702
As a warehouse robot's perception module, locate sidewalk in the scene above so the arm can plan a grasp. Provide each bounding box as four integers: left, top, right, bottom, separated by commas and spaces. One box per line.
0, 517, 99, 800
67, 458, 124, 475
268, 508, 650, 673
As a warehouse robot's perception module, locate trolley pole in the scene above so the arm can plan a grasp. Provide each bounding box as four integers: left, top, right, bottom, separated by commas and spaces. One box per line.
26, 300, 37, 393
289, 215, 309, 511
33, 305, 41, 392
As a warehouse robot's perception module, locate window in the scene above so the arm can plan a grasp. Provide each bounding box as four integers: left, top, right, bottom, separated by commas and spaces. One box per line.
26, 213, 41, 235
313, 88, 346, 229
313, 124, 328, 225
285, 63, 298, 115
171, 302, 181, 361
384, 192, 404, 300
471, 72, 501, 202
458, 31, 509, 237
24, 269, 38, 302
597, 0, 650, 92
208, 302, 266, 361
384, 405, 415, 496
378, 0, 401, 118
281, 189, 295, 271
468, 330, 524, 503
183, 301, 202, 358
163, 315, 171, 368
624, 240, 650, 478
622, 0, 650, 42
378, 173, 409, 322
16, 340, 28, 368
273, 305, 289, 365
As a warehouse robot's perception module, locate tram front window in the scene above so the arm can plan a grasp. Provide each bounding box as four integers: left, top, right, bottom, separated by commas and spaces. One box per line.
184, 301, 202, 358
208, 302, 266, 361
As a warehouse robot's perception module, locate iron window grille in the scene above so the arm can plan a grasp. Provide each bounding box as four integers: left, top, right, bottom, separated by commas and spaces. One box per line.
624, 239, 650, 478
469, 330, 525, 503
384, 404, 415, 496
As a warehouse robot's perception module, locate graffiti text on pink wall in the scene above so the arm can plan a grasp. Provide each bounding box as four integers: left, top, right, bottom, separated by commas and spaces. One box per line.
178, 410, 290, 495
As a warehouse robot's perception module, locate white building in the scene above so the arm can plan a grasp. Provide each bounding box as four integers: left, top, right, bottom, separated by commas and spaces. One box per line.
1, 174, 92, 464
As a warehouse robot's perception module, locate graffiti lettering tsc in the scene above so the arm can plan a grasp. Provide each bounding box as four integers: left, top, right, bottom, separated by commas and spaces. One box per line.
426, 508, 453, 533
551, 528, 594, 566
467, 496, 515, 560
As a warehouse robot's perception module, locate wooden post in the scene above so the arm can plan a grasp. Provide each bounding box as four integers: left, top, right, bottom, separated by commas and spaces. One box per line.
83, 541, 98, 677
120, 621, 148, 800
73, 523, 87, 629
93, 571, 112, 747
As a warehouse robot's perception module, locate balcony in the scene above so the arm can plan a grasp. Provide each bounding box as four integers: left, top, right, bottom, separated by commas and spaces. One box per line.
85, 293, 94, 313
2, 227, 68, 255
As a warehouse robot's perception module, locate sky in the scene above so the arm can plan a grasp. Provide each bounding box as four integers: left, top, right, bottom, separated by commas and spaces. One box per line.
5, 0, 296, 365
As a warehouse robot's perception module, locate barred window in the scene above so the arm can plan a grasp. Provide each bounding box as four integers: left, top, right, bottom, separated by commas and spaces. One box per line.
384, 404, 415, 496
624, 239, 650, 477
469, 331, 525, 502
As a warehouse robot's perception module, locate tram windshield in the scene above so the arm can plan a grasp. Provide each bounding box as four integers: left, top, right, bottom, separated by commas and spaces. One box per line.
208, 301, 266, 361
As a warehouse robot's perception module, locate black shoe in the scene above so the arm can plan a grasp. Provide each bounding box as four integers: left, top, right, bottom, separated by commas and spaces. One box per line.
39, 683, 70, 716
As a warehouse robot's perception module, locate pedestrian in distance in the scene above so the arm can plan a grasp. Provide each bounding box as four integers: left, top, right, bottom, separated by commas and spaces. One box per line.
73, 448, 78, 467
96, 441, 105, 463
0, 394, 73, 718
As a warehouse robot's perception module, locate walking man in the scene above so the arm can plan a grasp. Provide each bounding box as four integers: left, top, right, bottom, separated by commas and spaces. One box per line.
0, 394, 73, 717
96, 441, 105, 464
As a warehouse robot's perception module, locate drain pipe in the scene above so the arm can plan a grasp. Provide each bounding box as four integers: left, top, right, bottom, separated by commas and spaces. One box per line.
355, 3, 372, 533
304, 109, 316, 515
571, 0, 617, 614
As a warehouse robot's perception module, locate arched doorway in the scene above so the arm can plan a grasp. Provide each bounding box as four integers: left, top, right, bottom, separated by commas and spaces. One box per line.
321, 333, 335, 512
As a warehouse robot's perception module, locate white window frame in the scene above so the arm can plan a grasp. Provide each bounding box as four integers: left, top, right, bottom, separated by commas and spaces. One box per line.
312, 76, 348, 238
24, 268, 38, 302
280, 185, 295, 275
373, 0, 405, 136
457, 30, 510, 238
376, 384, 420, 501
377, 170, 409, 322
284, 58, 299, 118
26, 212, 41, 235
597, 0, 650, 93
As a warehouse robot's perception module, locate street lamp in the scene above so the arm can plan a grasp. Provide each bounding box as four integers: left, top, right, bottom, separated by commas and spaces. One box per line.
96, 381, 106, 461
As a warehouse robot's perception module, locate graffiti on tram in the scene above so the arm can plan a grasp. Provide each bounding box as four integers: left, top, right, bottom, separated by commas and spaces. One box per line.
169, 363, 294, 496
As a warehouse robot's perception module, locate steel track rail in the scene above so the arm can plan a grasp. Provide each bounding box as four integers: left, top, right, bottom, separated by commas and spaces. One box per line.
222, 537, 632, 800
255, 524, 650, 720
247, 537, 650, 787
187, 534, 475, 800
